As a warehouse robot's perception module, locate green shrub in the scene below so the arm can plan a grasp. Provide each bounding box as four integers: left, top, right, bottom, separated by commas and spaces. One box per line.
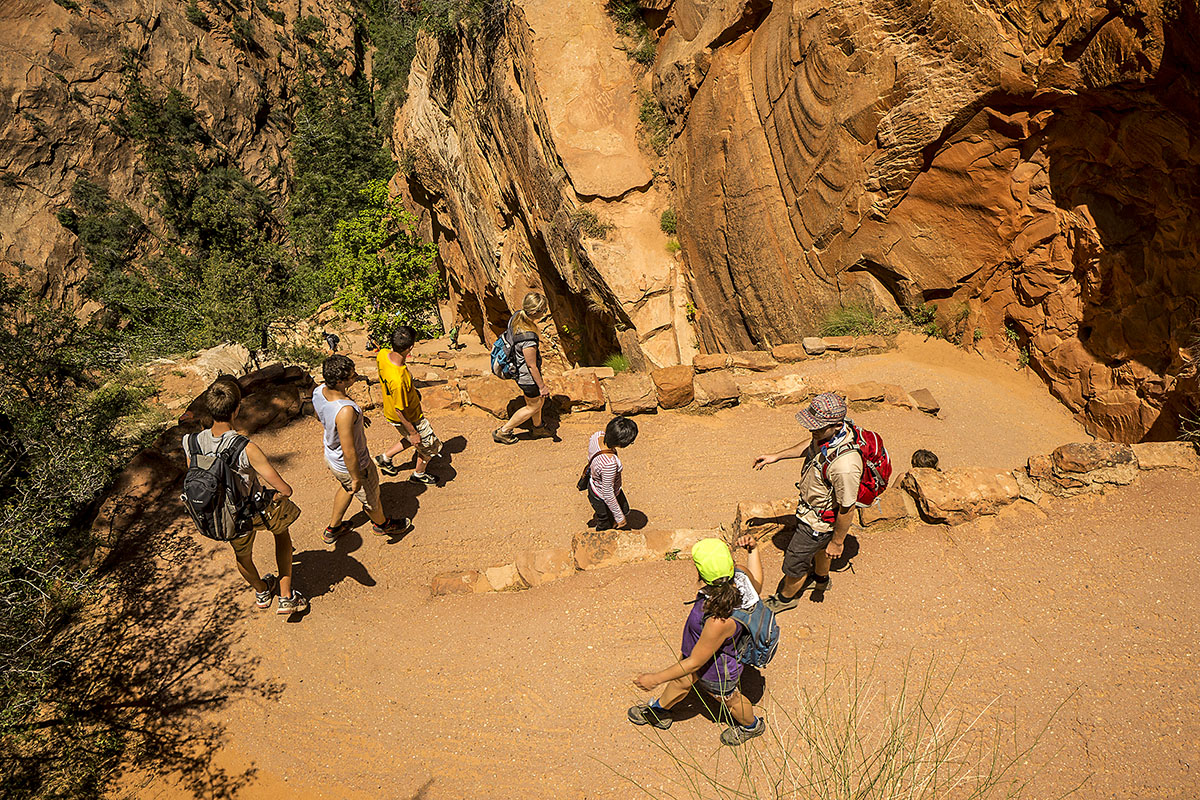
638, 92, 670, 156
276, 342, 326, 367
659, 207, 676, 234
665, 238, 681, 253
604, 353, 631, 373
974, 327, 984, 342
571, 207, 612, 240
295, 14, 325, 38
185, 0, 211, 30
607, 0, 656, 65
53, 0, 82, 11
230, 15, 255, 50
820, 303, 902, 337
255, 0, 285, 25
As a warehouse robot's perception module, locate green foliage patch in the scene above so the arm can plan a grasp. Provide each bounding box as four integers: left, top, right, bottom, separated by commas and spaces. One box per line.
638, 92, 670, 156
659, 207, 677, 235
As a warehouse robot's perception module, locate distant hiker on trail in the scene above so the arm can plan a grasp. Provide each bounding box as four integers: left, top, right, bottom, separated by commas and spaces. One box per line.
374, 325, 443, 486
582, 416, 638, 531
629, 538, 766, 746
181, 377, 308, 616
313, 354, 412, 543
752, 392, 863, 611
492, 292, 554, 445
911, 449, 940, 470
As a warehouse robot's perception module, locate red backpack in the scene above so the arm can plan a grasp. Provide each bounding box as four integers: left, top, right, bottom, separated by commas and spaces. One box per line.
818, 422, 892, 525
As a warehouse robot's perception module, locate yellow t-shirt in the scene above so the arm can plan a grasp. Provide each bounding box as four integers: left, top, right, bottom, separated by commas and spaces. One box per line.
377, 349, 423, 425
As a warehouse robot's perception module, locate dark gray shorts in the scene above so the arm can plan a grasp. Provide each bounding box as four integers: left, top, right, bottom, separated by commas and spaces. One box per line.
781, 519, 833, 578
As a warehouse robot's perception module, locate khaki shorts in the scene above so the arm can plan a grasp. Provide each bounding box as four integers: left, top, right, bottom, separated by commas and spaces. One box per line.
389, 416, 442, 460
329, 460, 381, 512
229, 495, 301, 558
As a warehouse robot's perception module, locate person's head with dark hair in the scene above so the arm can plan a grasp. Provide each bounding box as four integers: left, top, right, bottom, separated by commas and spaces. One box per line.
911, 449, 940, 470
206, 376, 242, 422
322, 354, 357, 389
604, 416, 639, 449
390, 325, 417, 354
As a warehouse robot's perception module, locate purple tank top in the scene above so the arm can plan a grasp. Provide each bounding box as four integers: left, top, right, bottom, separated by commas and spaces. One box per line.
681, 593, 743, 686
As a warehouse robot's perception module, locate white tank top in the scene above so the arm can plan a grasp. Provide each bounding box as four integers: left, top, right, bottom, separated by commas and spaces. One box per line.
312, 384, 369, 473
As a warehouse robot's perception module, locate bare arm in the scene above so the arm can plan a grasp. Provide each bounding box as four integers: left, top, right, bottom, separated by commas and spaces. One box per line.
244, 442, 292, 497
826, 505, 855, 558
735, 535, 764, 594
752, 440, 811, 470
523, 344, 548, 396
335, 406, 365, 486
635, 616, 737, 690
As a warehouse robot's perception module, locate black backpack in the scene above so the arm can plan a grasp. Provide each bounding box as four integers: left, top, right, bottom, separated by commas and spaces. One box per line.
181, 433, 259, 541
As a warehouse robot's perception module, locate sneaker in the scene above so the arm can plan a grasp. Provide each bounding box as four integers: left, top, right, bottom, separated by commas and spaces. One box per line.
322, 523, 347, 545
627, 703, 672, 730
763, 591, 801, 613
374, 453, 400, 477
372, 516, 413, 537
254, 574, 278, 609
492, 427, 518, 445
720, 717, 766, 746
409, 472, 438, 485
277, 590, 309, 616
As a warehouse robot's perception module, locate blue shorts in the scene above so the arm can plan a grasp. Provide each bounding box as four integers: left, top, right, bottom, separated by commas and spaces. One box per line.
697, 674, 740, 699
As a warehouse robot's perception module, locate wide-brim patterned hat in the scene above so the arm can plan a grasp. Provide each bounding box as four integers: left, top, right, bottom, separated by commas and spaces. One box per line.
795, 392, 848, 430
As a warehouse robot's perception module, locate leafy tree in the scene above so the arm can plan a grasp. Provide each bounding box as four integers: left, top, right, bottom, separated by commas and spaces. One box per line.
324, 179, 442, 340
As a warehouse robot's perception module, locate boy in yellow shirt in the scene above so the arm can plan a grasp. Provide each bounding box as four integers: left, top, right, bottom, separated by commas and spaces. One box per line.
374, 325, 443, 485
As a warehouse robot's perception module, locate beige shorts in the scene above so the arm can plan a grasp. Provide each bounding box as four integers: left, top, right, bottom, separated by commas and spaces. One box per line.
229, 495, 301, 558
389, 417, 442, 460
329, 460, 382, 512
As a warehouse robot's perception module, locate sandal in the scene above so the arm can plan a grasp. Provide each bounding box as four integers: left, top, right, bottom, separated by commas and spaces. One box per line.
371, 517, 413, 537
322, 523, 347, 545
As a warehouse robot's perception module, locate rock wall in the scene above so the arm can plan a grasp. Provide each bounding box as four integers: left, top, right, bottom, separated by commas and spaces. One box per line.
0, 0, 355, 305
398, 0, 1199, 441
395, 0, 697, 371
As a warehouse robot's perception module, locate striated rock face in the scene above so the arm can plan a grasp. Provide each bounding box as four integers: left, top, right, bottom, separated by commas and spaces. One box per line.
397, 0, 1199, 442
0, 0, 355, 304
395, 0, 697, 371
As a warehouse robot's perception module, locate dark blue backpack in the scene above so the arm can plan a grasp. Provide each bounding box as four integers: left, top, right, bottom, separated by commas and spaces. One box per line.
731, 600, 780, 667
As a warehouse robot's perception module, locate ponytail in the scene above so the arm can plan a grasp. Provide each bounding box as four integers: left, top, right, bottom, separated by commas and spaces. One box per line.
700, 576, 742, 620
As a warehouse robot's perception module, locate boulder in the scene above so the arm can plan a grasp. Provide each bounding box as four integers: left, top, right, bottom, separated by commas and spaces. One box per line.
693, 370, 740, 408
430, 570, 489, 596
422, 382, 462, 413
238, 362, 287, 394
643, 529, 721, 556
566, 366, 615, 380
733, 498, 795, 539
346, 381, 379, 411
1052, 441, 1136, 474
189, 343, 253, 383
1132, 441, 1200, 470
514, 547, 577, 587
900, 467, 1021, 524
693, 353, 731, 372
771, 343, 809, 363
604, 373, 658, 415
729, 351, 778, 371
548, 372, 607, 412
1025, 441, 1140, 496
823, 336, 855, 352
855, 335, 889, 351
1012, 468, 1044, 504
882, 384, 918, 410
844, 382, 887, 403
572, 529, 652, 570
235, 385, 302, 433
463, 377, 517, 418
651, 365, 696, 408
802, 337, 827, 355
739, 373, 811, 405
858, 489, 917, 526
484, 563, 529, 592
910, 388, 941, 415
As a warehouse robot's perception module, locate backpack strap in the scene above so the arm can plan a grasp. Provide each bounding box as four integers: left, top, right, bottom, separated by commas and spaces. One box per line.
185, 433, 203, 465
820, 423, 862, 482
585, 448, 616, 470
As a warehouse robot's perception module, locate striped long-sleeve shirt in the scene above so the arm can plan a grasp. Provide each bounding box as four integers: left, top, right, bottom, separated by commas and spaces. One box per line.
587, 431, 624, 524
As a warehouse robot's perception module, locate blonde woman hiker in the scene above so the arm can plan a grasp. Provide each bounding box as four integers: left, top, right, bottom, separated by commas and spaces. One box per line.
492, 292, 554, 444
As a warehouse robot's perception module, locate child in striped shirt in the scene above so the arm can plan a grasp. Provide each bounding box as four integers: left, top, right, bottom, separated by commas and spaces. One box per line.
585, 416, 639, 530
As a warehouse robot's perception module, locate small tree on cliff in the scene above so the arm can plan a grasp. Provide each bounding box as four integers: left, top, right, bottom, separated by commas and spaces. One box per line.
324, 180, 443, 342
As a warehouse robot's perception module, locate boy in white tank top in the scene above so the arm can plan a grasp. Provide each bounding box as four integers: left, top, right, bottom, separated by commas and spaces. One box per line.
313, 355, 411, 543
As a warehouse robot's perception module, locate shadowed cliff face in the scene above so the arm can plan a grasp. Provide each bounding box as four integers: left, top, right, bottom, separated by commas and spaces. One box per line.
0, 0, 355, 306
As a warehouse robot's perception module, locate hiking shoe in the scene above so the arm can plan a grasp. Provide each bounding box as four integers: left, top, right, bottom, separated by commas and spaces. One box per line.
492, 427, 518, 445
627, 703, 672, 730
255, 574, 278, 609
375, 453, 400, 477
322, 523, 347, 545
763, 591, 801, 613
409, 472, 438, 486
372, 517, 413, 537
277, 590, 309, 616
720, 717, 766, 746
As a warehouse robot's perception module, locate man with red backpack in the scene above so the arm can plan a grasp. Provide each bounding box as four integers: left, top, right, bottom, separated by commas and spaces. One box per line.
752, 392, 890, 612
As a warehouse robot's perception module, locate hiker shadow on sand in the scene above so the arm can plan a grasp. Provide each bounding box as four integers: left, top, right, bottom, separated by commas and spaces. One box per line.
382, 434, 467, 486
768, 528, 861, 604
659, 668, 768, 725
292, 531, 376, 601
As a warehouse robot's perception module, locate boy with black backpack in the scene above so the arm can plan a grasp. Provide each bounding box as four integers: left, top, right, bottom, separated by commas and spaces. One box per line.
181, 377, 308, 616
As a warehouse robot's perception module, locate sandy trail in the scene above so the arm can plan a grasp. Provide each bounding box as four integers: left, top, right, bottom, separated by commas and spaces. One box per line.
114, 342, 1200, 799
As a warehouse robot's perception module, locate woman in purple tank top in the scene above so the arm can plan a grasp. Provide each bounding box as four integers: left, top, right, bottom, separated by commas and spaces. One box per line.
628, 537, 767, 746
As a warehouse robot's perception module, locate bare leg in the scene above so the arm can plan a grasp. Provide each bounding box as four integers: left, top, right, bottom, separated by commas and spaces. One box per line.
720, 690, 756, 727
529, 394, 544, 427
328, 486, 354, 528
812, 550, 832, 579
414, 454, 430, 474
655, 673, 698, 710
234, 551, 268, 593
383, 439, 412, 461
500, 396, 539, 433
274, 531, 294, 599
780, 574, 807, 597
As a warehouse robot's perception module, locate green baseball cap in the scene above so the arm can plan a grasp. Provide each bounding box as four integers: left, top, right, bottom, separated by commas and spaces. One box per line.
692, 538, 735, 583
